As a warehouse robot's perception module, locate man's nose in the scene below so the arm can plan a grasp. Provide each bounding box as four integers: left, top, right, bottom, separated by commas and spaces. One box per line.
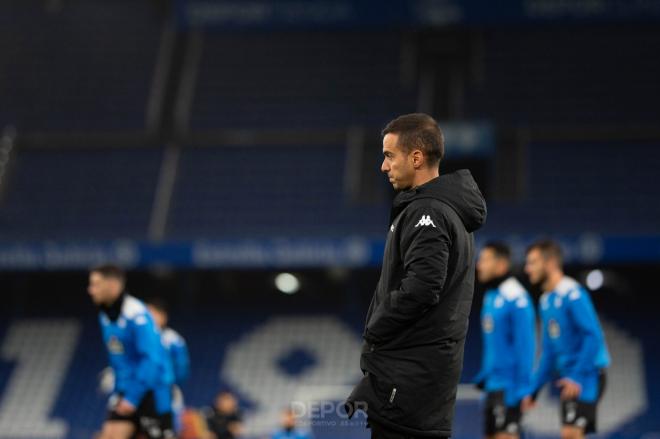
381, 160, 389, 173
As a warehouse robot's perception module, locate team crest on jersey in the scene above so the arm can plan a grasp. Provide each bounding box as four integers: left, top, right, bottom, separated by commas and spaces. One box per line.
108, 336, 124, 354
482, 315, 494, 333
548, 319, 561, 339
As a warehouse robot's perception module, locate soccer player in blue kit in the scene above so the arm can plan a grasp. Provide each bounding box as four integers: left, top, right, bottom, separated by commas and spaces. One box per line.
474, 242, 536, 439
147, 298, 190, 435
522, 240, 610, 439
88, 265, 175, 439
147, 299, 190, 388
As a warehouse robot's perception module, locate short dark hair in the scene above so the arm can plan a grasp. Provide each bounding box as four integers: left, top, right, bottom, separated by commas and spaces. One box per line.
90, 264, 126, 284
382, 113, 444, 167
483, 241, 511, 260
526, 239, 563, 265
146, 297, 168, 314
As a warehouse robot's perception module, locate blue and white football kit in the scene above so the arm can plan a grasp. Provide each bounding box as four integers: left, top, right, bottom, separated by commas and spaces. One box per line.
161, 327, 190, 434
99, 293, 175, 438
532, 277, 610, 433
475, 276, 536, 435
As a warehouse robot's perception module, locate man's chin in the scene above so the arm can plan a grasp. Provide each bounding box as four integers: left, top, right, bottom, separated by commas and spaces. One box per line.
390, 182, 411, 191
529, 278, 543, 288
90, 296, 105, 306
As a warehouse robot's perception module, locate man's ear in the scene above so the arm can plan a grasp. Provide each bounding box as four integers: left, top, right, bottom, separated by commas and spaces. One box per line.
412, 150, 425, 169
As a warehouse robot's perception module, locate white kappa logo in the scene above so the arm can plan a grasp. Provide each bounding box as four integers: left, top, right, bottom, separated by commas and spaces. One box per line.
414, 215, 436, 228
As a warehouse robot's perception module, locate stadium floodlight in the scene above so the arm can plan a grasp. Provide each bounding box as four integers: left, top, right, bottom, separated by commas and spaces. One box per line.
275, 272, 300, 294
586, 269, 604, 291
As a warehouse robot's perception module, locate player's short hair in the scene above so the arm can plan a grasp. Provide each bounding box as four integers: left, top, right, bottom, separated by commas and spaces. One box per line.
90, 264, 126, 284
483, 241, 511, 260
146, 297, 168, 314
382, 113, 444, 167
526, 239, 563, 265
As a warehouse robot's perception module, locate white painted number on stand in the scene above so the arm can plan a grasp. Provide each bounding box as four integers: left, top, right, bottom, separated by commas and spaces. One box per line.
222, 316, 363, 437
0, 320, 80, 439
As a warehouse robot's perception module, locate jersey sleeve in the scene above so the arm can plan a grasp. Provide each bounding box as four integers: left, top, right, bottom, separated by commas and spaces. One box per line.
565, 288, 606, 381
123, 314, 161, 406
472, 350, 490, 388
171, 336, 191, 385
530, 315, 554, 398
472, 294, 493, 388
365, 205, 450, 344
511, 295, 537, 401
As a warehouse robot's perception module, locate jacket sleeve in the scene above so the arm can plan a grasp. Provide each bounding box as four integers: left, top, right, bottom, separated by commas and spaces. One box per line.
365, 205, 450, 344
564, 288, 604, 382
123, 315, 161, 406
511, 296, 537, 401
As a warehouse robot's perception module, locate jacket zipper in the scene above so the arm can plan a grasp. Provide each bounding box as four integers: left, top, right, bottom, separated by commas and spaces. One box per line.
389, 387, 397, 403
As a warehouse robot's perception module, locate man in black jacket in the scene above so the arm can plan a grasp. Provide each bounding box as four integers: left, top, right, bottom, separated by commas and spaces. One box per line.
346, 113, 487, 438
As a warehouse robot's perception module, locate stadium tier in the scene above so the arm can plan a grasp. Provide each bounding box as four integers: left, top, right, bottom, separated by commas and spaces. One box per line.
168, 145, 388, 239
0, 1, 161, 132
190, 32, 417, 130
0, 147, 163, 240
1, 141, 658, 243
483, 141, 660, 235
464, 26, 660, 126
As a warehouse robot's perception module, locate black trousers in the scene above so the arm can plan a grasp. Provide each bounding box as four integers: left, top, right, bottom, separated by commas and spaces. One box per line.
369, 419, 449, 439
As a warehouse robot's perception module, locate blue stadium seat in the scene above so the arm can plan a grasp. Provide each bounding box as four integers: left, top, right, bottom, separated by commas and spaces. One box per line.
167, 145, 388, 239
485, 141, 660, 234
0, 147, 162, 240
464, 27, 660, 126
190, 32, 416, 129
0, 1, 161, 131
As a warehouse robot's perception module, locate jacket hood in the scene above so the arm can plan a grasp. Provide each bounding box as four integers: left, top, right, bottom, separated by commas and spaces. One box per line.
392, 169, 487, 232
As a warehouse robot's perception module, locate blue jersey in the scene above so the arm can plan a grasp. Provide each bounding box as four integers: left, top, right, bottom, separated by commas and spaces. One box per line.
532, 277, 610, 402
162, 327, 190, 386
99, 294, 174, 411
474, 277, 537, 406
